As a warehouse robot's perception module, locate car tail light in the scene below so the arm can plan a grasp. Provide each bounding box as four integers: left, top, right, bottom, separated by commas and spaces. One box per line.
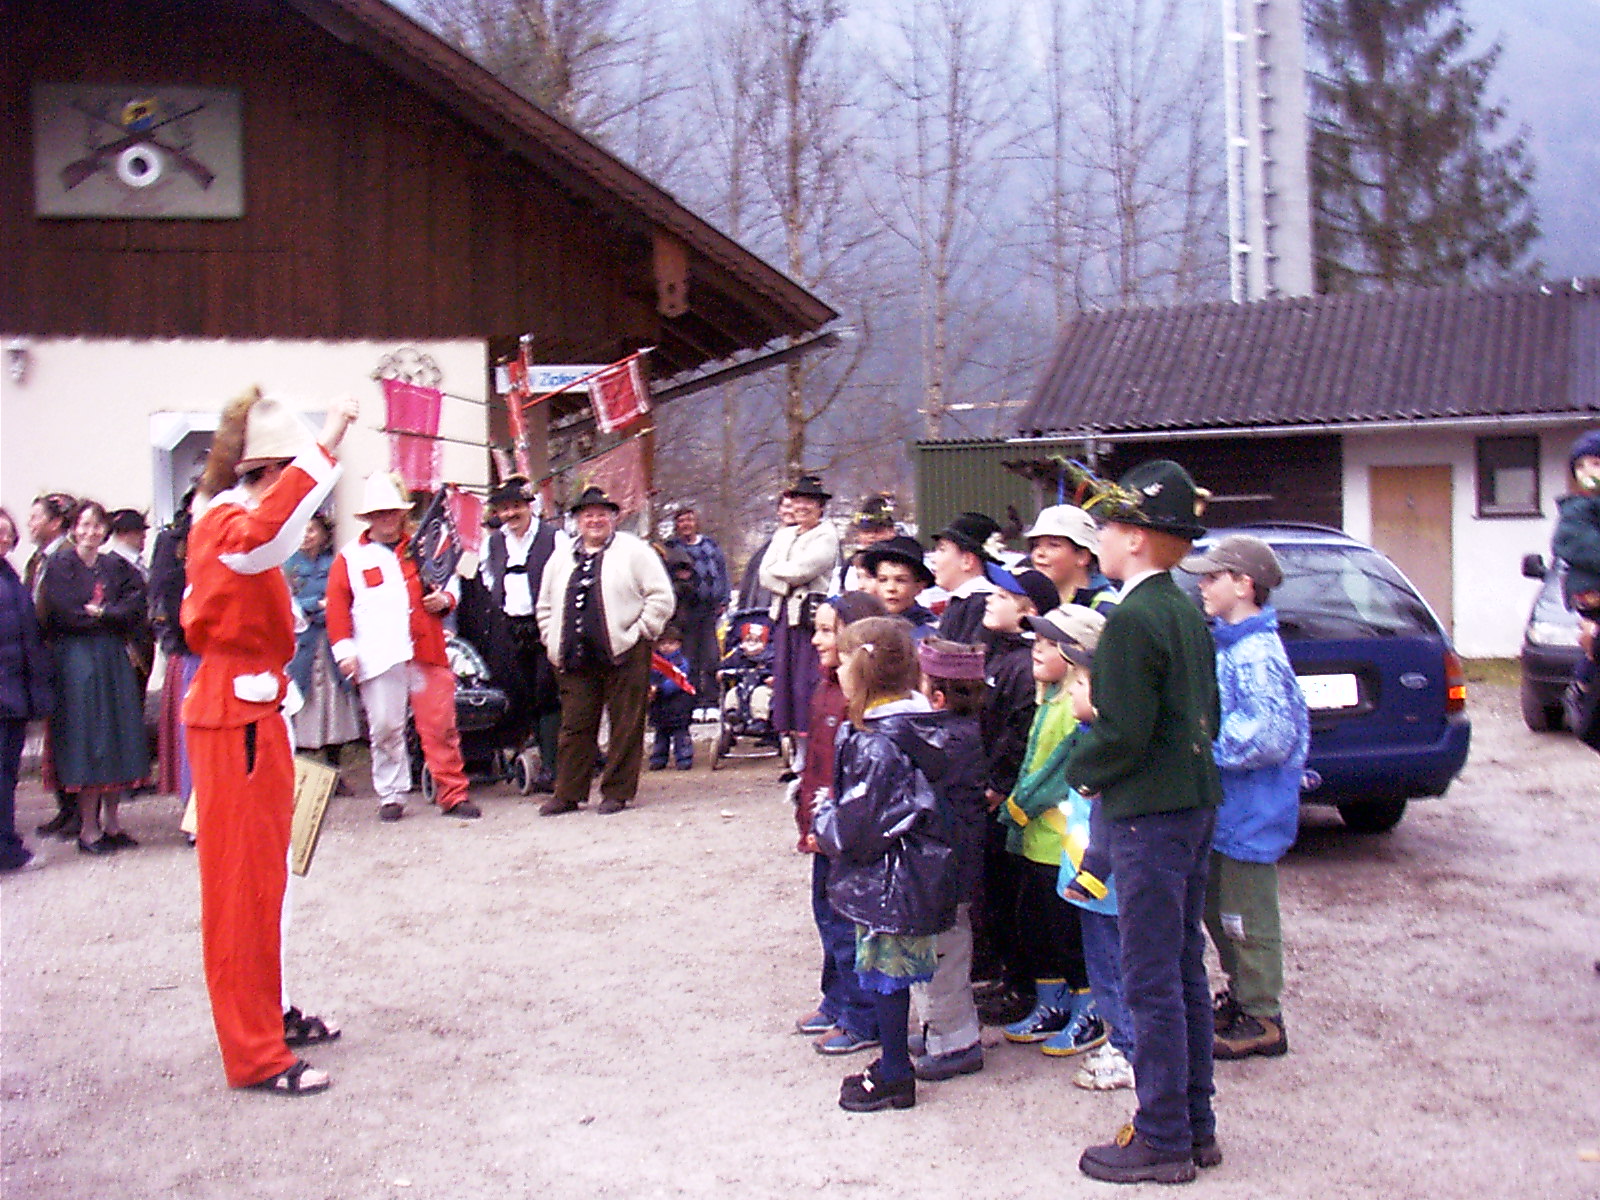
1444, 650, 1467, 714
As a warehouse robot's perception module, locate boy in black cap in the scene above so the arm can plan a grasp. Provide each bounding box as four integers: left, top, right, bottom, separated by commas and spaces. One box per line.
647, 625, 697, 770
859, 535, 937, 639
1064, 460, 1223, 1185
930, 511, 1002, 644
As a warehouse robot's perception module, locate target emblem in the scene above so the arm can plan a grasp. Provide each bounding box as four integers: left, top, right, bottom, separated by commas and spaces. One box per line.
116, 145, 165, 188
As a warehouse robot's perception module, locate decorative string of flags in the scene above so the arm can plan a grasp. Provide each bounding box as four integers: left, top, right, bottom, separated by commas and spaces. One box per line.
377, 343, 654, 515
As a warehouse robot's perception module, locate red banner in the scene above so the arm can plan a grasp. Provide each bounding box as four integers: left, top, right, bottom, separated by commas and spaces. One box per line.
576, 437, 648, 516
381, 378, 443, 491
651, 651, 696, 696
589, 355, 650, 434
446, 487, 484, 557
506, 355, 532, 479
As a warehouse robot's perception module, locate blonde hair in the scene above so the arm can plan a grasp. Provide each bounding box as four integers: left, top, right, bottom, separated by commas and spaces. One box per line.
836, 616, 919, 728
200, 385, 263, 498
1034, 638, 1075, 704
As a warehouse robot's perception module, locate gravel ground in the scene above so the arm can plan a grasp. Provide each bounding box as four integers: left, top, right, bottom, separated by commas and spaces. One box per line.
3, 682, 1600, 1199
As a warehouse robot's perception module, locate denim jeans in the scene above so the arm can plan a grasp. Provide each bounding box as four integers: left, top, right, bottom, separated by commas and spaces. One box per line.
649, 725, 693, 768
1106, 806, 1216, 1154
1080, 909, 1132, 1057
811, 854, 877, 1039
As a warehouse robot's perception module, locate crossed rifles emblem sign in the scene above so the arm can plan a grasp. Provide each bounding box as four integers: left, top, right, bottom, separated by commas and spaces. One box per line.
60, 96, 215, 193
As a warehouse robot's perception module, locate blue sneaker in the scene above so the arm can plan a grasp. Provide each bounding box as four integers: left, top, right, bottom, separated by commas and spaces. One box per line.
815, 1028, 880, 1056
1003, 981, 1073, 1043
795, 1009, 835, 1036
1042, 1004, 1108, 1057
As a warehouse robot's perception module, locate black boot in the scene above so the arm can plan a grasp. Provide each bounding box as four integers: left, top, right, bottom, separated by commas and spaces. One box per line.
839, 1060, 916, 1112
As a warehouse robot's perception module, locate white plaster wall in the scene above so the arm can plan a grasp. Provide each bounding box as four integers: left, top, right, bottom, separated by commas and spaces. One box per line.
1342, 425, 1582, 658
0, 338, 488, 547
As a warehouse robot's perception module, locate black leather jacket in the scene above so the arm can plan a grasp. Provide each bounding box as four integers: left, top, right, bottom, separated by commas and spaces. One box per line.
814, 709, 958, 937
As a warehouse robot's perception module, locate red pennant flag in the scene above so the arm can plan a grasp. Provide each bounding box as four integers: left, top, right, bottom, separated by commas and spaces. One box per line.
446, 487, 484, 557
506, 354, 532, 479
579, 437, 648, 516
651, 651, 696, 696
589, 355, 650, 434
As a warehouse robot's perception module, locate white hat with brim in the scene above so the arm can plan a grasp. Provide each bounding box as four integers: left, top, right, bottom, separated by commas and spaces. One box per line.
1023, 504, 1100, 554
355, 472, 412, 517
236, 397, 316, 474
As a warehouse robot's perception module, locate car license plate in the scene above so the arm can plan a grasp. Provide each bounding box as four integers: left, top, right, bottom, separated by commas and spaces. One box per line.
1299, 672, 1359, 711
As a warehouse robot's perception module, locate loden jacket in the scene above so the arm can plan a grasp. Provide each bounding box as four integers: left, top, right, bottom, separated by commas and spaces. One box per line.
1066, 571, 1222, 821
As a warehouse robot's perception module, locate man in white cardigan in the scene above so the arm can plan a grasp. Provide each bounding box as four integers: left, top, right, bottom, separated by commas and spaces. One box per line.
535, 487, 674, 815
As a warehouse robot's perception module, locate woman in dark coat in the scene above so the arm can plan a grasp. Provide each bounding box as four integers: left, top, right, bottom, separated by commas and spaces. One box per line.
0, 507, 52, 871
37, 500, 149, 853
150, 489, 199, 801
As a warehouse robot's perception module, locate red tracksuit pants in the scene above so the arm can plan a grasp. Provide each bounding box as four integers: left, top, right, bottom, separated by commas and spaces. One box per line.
189, 718, 297, 1087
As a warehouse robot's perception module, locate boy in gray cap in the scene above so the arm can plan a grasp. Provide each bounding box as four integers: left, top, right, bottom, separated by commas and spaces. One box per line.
1179, 534, 1309, 1062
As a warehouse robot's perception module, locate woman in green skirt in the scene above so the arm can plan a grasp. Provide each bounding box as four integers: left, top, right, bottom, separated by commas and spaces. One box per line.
37, 500, 149, 853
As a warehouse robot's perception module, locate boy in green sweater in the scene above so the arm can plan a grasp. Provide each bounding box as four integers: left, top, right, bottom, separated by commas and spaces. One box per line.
1066, 460, 1222, 1186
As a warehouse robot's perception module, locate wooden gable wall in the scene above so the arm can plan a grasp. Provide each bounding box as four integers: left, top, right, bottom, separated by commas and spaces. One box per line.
1093, 434, 1344, 529
1, 0, 656, 359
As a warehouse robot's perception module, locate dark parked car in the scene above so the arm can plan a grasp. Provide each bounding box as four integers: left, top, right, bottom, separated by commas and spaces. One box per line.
1179, 523, 1471, 833
1518, 554, 1584, 732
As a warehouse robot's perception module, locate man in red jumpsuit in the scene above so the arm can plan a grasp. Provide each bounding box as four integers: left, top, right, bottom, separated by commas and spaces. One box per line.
182, 390, 356, 1095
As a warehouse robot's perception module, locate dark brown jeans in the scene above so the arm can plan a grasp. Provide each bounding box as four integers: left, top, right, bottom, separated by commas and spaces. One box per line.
552, 639, 653, 808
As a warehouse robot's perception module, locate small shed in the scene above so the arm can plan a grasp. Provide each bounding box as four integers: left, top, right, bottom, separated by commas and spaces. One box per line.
1004, 278, 1600, 655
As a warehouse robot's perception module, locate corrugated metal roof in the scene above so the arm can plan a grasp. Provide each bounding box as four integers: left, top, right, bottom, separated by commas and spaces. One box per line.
1018, 280, 1600, 437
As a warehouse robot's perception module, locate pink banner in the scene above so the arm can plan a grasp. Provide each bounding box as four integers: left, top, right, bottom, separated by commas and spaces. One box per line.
446, 487, 484, 557
382, 378, 443, 491
589, 356, 650, 434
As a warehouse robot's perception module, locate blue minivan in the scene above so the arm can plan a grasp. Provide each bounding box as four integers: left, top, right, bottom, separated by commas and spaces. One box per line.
1179, 523, 1471, 832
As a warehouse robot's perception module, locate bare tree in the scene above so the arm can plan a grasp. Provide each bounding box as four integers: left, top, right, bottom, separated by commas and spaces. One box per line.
1018, 0, 1228, 314
412, 0, 680, 149
664, 0, 888, 497
870, 0, 1021, 440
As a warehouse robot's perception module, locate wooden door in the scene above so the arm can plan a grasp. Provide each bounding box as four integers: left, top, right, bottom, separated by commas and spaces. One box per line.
1369, 465, 1453, 633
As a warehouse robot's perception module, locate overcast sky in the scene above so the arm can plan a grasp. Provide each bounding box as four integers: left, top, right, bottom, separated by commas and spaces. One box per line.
1458, 0, 1600, 278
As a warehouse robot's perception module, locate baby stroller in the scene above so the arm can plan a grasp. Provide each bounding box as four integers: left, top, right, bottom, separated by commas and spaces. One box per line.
449, 574, 560, 795
407, 630, 523, 803
710, 610, 786, 770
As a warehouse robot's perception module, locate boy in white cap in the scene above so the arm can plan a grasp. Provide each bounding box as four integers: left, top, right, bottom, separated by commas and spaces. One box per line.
327, 474, 475, 821
1024, 504, 1116, 613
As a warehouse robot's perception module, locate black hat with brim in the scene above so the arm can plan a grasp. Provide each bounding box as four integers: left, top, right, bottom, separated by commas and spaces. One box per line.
858, 535, 934, 588
934, 511, 1003, 563
568, 486, 621, 514
783, 474, 832, 503
1108, 460, 1208, 541
489, 477, 531, 508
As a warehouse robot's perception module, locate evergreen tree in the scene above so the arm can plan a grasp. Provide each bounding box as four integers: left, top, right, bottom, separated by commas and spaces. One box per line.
1307, 0, 1539, 293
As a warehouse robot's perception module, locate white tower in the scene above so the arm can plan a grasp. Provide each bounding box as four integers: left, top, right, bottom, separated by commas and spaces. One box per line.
1222, 0, 1315, 301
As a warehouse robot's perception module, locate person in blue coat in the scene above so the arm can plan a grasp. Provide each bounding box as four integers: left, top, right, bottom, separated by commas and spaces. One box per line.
1180, 534, 1309, 1062
0, 507, 53, 871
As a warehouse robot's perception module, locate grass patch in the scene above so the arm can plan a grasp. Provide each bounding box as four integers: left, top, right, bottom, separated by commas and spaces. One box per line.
1462, 658, 1518, 686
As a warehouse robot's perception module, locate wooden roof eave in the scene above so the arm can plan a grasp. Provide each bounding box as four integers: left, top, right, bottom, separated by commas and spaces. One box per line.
283, 0, 837, 347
